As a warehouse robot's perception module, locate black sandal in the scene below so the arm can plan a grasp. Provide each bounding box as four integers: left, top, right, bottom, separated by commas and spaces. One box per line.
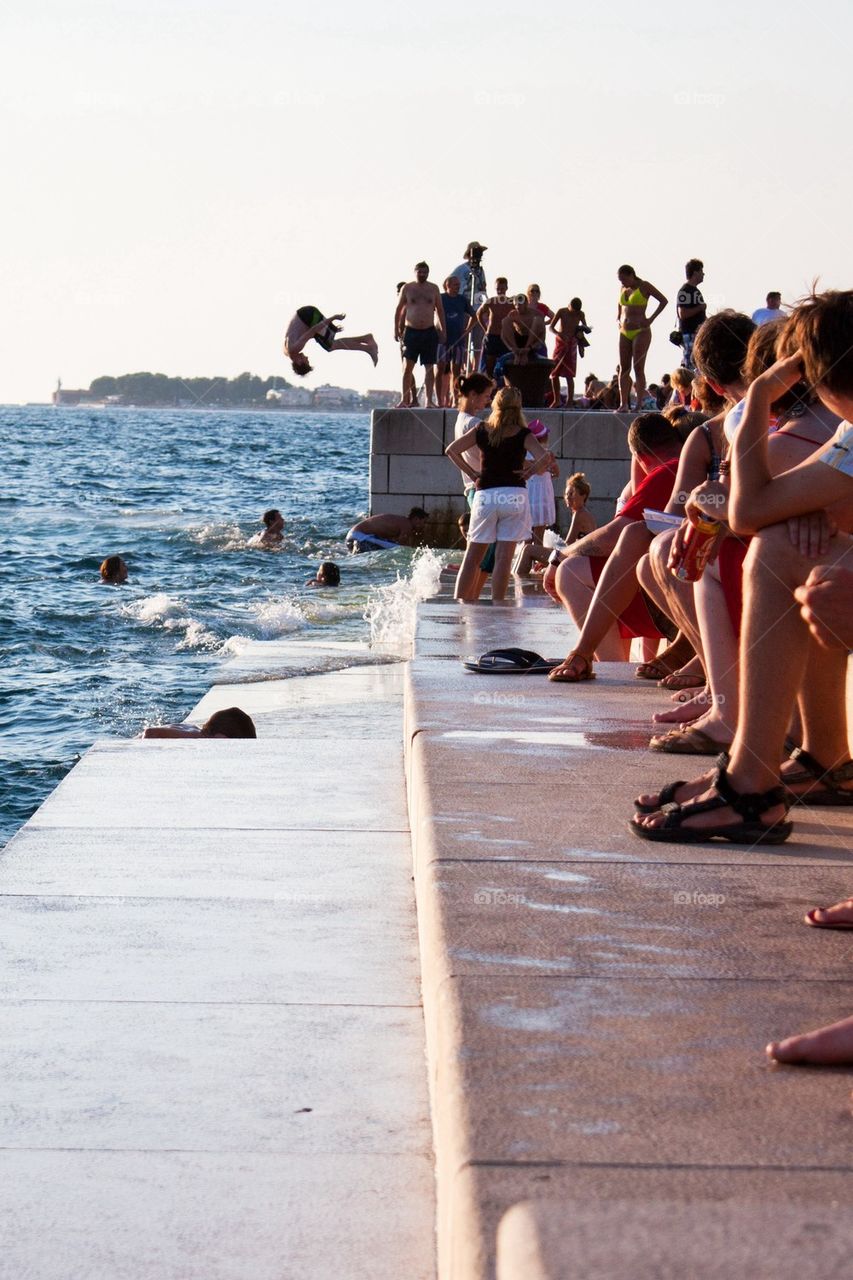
630, 762, 792, 845
634, 753, 729, 814
782, 747, 853, 807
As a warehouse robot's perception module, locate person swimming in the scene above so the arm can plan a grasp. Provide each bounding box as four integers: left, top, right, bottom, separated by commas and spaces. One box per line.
141, 707, 257, 738
306, 561, 341, 587
259, 508, 284, 546
100, 555, 128, 584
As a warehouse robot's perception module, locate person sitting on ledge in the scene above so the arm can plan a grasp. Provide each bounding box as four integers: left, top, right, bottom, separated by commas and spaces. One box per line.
345, 508, 428, 553
259, 508, 285, 546
100, 555, 128, 584
493, 295, 549, 385
306, 561, 341, 587
284, 306, 378, 377
141, 707, 257, 739
547, 413, 683, 680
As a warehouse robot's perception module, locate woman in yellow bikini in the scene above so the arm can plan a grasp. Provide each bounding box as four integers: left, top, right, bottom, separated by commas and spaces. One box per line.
616, 265, 668, 412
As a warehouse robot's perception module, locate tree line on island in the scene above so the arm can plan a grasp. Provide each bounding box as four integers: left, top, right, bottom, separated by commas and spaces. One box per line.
88, 371, 293, 407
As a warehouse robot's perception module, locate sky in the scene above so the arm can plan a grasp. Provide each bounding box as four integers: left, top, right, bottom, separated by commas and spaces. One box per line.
2, 0, 850, 403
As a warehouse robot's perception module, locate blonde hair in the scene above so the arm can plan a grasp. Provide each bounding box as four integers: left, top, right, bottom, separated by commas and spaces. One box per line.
566, 471, 591, 501
483, 386, 527, 445
671, 367, 693, 391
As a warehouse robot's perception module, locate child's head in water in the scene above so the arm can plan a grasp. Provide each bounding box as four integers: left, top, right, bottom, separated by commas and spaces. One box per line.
100, 555, 128, 584
201, 708, 256, 738
307, 561, 341, 587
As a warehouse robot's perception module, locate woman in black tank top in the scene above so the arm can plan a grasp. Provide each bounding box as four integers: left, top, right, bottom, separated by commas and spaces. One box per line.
446, 387, 552, 601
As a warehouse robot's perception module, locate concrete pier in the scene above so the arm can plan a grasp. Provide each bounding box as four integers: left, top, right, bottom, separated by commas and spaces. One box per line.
370, 408, 634, 541
0, 661, 435, 1279
405, 586, 853, 1278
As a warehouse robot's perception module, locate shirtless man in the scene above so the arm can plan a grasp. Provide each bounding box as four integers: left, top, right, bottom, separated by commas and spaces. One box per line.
345, 507, 429, 553
395, 264, 446, 407
549, 296, 587, 406
284, 307, 378, 377
493, 295, 548, 383
476, 278, 515, 376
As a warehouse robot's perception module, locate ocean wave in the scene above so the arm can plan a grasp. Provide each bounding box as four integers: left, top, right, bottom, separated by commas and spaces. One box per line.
364, 548, 444, 654
122, 592, 221, 651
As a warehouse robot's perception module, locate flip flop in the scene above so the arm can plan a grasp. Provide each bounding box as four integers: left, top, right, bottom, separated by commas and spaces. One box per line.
463, 648, 561, 675
649, 726, 733, 755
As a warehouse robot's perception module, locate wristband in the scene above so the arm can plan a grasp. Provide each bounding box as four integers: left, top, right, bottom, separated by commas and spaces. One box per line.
547, 551, 564, 568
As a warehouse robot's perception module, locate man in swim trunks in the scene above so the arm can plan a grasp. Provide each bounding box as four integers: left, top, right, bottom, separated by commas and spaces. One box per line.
284, 307, 378, 376
345, 508, 429, 553
476, 278, 515, 376
493, 295, 548, 383
616, 264, 668, 412
437, 275, 477, 406
549, 296, 586, 406
395, 264, 446, 408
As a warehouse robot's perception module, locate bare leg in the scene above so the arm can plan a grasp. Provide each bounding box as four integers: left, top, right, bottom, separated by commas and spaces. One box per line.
455, 541, 491, 602
635, 525, 853, 835
617, 335, 633, 410
632, 326, 652, 407
642, 534, 704, 658
331, 335, 378, 365
681, 565, 739, 742
566, 372, 575, 405
549, 374, 561, 407
489, 541, 516, 602
399, 359, 417, 408
424, 364, 437, 407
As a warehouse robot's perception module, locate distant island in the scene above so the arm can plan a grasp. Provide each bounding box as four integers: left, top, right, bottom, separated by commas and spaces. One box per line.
52, 372, 397, 410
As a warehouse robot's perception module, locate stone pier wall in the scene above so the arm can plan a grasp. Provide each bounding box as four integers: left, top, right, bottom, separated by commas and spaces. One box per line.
369, 409, 634, 546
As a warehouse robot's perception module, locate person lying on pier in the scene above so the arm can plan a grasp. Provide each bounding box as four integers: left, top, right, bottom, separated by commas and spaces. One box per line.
345, 508, 428, 553
631, 287, 853, 853
141, 707, 257, 739
545, 414, 683, 680
284, 306, 378, 376
259, 508, 285, 547
100, 555, 128, 584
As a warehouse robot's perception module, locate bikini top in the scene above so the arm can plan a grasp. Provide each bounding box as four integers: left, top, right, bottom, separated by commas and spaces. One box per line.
620, 285, 648, 307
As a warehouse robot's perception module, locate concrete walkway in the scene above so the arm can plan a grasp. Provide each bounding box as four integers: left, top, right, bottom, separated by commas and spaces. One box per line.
406, 587, 853, 1278
0, 662, 435, 1279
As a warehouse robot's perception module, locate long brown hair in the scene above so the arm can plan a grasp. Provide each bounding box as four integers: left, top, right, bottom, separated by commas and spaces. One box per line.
483, 386, 527, 445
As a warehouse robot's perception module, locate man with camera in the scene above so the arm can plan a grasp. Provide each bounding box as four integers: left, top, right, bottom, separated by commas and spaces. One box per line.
676, 259, 707, 371
451, 241, 488, 371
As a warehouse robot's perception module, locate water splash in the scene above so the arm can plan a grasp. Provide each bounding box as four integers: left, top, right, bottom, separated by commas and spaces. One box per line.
365, 547, 444, 654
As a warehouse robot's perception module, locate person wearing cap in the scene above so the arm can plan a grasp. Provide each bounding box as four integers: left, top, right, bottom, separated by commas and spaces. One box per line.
451, 242, 488, 371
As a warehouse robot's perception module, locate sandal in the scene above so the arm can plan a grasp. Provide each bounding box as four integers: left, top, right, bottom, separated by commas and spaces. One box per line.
659, 671, 706, 691
649, 726, 733, 755
629, 761, 792, 844
635, 660, 671, 681
782, 747, 853, 806
634, 752, 729, 814
549, 651, 595, 683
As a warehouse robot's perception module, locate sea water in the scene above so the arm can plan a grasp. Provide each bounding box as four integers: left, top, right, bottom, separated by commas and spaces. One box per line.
0, 406, 443, 846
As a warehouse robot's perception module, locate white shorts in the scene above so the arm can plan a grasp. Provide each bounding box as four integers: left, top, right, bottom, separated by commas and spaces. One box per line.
526, 472, 556, 527
468, 486, 532, 543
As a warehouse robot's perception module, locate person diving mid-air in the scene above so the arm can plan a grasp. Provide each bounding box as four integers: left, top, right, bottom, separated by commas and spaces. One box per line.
284, 306, 378, 375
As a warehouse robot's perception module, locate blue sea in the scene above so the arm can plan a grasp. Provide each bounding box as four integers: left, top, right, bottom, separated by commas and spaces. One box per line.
0, 407, 437, 847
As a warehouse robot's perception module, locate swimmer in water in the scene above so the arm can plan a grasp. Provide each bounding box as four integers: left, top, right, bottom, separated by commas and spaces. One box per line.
141, 707, 257, 739
259, 508, 285, 547
100, 555, 128, 584
306, 561, 341, 587
345, 508, 429, 553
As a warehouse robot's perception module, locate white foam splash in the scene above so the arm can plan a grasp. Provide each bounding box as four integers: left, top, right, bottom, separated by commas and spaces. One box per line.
364, 547, 444, 654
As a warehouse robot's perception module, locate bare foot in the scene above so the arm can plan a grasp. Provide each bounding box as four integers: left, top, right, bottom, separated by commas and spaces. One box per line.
804, 898, 853, 929
767, 1014, 853, 1065
653, 689, 712, 725
369, 342, 379, 367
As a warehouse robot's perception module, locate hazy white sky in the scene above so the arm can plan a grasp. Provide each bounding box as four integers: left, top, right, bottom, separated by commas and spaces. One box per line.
2, 0, 850, 403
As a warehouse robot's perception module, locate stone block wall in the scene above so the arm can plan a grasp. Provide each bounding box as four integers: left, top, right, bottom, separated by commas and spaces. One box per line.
370, 408, 634, 545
